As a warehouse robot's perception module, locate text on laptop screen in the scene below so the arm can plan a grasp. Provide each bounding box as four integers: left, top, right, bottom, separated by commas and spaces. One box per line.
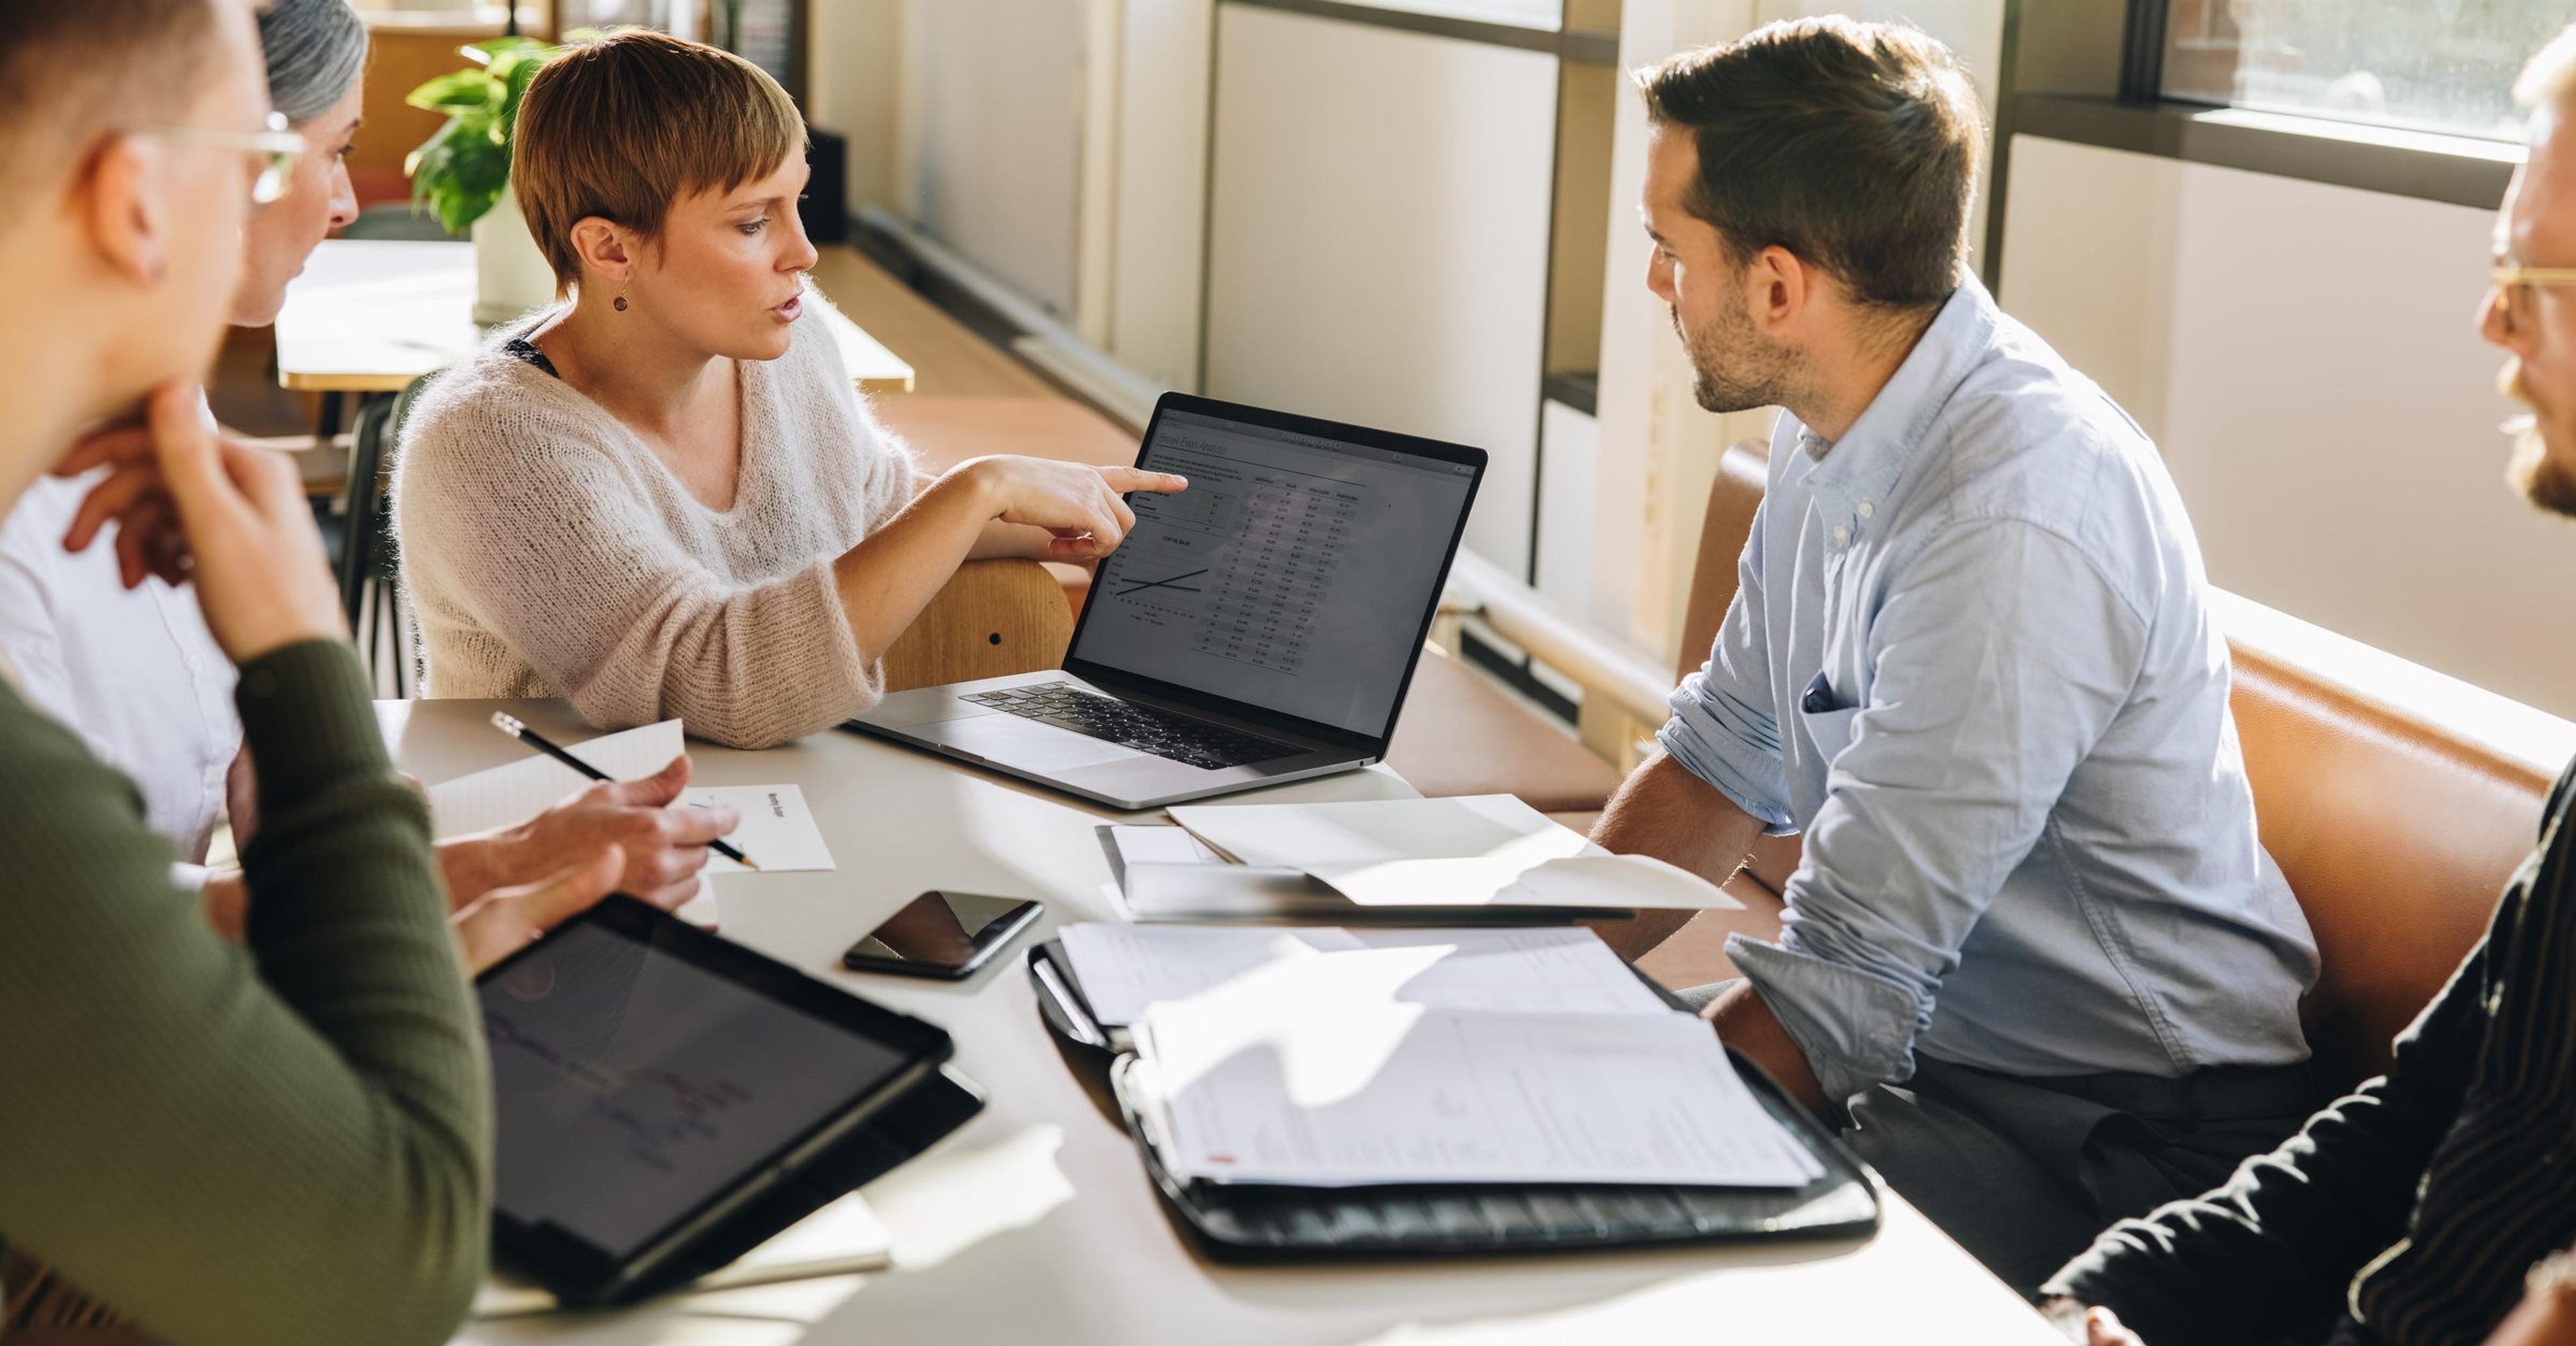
1075, 409, 1477, 738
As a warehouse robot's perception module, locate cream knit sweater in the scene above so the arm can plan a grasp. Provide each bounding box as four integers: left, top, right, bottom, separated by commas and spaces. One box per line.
392, 299, 918, 749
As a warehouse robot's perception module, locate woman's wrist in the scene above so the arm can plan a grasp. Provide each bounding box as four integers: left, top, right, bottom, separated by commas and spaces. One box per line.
942, 457, 1009, 518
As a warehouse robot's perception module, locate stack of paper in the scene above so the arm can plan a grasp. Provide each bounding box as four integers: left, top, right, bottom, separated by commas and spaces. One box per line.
1160, 794, 1741, 913
1059, 921, 1821, 1191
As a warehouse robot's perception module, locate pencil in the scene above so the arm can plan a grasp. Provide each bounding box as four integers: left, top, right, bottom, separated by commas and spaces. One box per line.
490, 712, 758, 871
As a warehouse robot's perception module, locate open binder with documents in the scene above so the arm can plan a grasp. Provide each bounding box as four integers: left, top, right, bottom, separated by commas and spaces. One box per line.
1028, 927, 1880, 1260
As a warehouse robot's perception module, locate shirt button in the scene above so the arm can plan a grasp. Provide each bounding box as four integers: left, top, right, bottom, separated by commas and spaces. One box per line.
1858, 501, 1876, 518
184, 654, 205, 673
1831, 522, 1850, 546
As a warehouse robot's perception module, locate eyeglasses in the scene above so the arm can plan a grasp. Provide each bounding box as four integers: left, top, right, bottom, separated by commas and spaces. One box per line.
135, 112, 309, 207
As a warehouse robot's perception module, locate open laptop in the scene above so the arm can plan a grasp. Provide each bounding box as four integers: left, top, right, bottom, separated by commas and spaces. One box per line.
847, 392, 1485, 811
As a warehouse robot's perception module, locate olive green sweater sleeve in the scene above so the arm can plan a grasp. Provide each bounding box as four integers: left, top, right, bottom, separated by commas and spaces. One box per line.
0, 640, 488, 1346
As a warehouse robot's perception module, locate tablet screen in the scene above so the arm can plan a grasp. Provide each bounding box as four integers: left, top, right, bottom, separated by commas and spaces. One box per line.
484, 917, 920, 1260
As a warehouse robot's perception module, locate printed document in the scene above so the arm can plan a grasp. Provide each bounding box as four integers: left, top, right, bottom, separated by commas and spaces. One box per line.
1129, 1002, 1822, 1189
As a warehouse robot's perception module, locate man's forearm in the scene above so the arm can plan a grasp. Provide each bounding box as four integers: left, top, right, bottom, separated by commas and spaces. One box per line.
1705, 978, 1827, 1107
1586, 751, 1766, 960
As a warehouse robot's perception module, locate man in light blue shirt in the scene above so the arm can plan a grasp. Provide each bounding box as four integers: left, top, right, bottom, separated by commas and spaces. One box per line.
1598, 19, 2320, 1292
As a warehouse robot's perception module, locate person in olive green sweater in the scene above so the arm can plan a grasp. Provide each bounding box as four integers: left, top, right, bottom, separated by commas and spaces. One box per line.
0, 2, 616, 1341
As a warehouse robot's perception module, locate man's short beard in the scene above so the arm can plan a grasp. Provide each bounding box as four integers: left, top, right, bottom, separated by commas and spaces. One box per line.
1677, 286, 1799, 415
2501, 357, 2576, 518
2506, 417, 2576, 516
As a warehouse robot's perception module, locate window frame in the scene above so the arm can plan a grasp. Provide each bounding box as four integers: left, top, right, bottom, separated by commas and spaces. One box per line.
1983, 0, 2520, 292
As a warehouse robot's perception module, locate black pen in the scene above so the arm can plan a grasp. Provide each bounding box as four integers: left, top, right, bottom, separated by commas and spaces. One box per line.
490, 712, 757, 870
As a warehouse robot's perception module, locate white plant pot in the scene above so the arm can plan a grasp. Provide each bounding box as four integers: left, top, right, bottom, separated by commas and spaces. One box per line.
471, 188, 557, 325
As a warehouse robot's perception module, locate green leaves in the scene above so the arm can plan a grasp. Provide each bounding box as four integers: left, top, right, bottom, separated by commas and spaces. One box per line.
405, 69, 496, 115
405, 36, 569, 233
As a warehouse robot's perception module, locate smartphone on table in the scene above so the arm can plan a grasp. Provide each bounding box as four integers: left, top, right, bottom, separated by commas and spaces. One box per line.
841, 891, 1044, 980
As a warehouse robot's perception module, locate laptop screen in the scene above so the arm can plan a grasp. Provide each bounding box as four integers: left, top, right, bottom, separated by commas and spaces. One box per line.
1071, 406, 1480, 740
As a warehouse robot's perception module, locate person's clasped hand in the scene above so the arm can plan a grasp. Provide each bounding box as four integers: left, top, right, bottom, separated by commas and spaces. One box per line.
56, 381, 344, 660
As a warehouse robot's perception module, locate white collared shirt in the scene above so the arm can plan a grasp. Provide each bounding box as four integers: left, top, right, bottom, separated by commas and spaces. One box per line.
0, 473, 238, 863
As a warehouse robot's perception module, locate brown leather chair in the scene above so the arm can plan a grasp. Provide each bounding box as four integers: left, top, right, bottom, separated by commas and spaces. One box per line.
1633, 439, 2552, 1095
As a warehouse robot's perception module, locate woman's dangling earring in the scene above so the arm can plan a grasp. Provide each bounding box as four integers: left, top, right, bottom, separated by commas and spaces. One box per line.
613, 292, 629, 313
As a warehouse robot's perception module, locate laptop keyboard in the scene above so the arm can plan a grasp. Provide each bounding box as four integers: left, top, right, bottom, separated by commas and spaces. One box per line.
964, 683, 1304, 772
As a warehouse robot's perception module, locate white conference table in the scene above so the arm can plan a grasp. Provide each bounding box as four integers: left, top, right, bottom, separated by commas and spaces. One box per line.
276, 239, 917, 394
381, 697, 2061, 1345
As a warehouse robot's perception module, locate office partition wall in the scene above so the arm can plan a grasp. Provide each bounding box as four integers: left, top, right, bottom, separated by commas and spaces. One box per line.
1201, 5, 1558, 576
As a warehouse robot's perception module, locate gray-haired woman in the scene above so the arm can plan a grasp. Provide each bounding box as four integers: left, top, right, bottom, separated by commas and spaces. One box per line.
235, 0, 369, 323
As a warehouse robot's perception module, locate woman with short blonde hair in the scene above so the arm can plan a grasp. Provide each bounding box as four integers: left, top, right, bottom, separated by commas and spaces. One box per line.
396, 30, 1182, 748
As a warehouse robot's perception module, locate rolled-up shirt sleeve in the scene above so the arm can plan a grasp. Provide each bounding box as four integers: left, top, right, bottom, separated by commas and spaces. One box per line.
1658, 502, 1796, 835
1727, 518, 2147, 1104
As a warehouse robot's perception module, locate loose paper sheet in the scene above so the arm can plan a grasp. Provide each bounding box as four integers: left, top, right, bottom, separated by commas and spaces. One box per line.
1130, 1002, 1822, 1189
1167, 796, 1738, 911
424, 720, 835, 873
1057, 923, 1672, 1028
1171, 794, 1595, 871
690, 784, 834, 874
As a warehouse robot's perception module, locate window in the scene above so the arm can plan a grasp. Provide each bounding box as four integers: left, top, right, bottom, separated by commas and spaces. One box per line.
2161, 0, 2565, 142
1334, 0, 1565, 32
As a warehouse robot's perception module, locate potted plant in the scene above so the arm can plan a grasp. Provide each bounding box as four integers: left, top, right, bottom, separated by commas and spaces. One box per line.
406, 36, 570, 323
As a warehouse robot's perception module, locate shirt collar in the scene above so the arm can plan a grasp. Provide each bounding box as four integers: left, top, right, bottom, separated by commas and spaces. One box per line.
1796, 276, 2000, 528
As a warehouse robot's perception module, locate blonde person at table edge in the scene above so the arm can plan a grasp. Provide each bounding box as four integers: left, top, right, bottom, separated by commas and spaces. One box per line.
2041, 25, 2576, 1346
0, 0, 740, 970
394, 30, 1187, 750
0, 0, 533, 1340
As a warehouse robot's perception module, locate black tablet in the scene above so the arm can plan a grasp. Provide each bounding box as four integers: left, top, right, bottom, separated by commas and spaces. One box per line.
479, 895, 953, 1306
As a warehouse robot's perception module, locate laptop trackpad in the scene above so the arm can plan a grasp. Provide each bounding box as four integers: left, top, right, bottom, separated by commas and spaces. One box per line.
928, 713, 1134, 772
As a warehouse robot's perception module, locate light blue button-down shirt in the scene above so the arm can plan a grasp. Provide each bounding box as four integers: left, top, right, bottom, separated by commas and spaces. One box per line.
1660, 278, 2318, 1105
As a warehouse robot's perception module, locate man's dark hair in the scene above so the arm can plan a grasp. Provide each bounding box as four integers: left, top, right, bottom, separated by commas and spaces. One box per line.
0, 0, 221, 198
1639, 17, 1985, 311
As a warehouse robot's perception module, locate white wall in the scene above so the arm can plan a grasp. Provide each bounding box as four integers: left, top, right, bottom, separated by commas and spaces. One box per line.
897, 0, 1088, 317
802, 0, 902, 215
1201, 5, 1560, 575
1587, 1, 1759, 661
1997, 135, 2569, 716
1108, 0, 1215, 392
